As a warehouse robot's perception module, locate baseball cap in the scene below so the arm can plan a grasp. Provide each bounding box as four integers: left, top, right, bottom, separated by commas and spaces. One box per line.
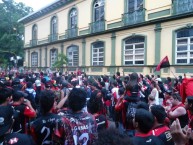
0, 106, 14, 136
155, 78, 162, 82
35, 80, 41, 87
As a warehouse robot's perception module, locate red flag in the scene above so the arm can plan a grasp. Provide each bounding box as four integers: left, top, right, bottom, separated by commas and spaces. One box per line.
155, 56, 170, 71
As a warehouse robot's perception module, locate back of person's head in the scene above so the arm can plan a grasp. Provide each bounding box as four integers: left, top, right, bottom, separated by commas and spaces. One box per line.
68, 88, 86, 112
94, 128, 132, 145
150, 105, 167, 124
27, 82, 33, 88
87, 95, 102, 114
40, 90, 55, 114
126, 72, 138, 91
116, 72, 120, 77
0, 88, 12, 105
134, 109, 154, 133
136, 102, 149, 110
118, 87, 125, 96
12, 91, 24, 102
171, 93, 182, 102
100, 81, 105, 87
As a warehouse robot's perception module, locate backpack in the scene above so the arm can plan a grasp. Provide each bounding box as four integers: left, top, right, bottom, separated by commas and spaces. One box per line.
126, 102, 137, 123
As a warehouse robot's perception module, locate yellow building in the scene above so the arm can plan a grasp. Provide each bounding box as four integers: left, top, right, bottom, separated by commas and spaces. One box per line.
19, 0, 193, 77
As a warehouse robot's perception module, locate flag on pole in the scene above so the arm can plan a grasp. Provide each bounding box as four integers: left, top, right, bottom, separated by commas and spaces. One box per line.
155, 56, 170, 71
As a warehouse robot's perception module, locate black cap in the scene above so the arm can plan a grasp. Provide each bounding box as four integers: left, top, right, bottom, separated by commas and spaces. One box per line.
0, 106, 14, 136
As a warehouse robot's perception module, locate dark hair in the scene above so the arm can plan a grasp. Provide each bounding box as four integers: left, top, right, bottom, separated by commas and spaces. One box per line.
0, 88, 12, 104
126, 73, 139, 94
116, 72, 120, 76
136, 102, 149, 110
12, 91, 24, 102
94, 128, 132, 145
150, 105, 167, 124
68, 88, 86, 112
151, 81, 157, 88
27, 82, 33, 88
39, 90, 55, 114
87, 94, 102, 114
171, 93, 182, 101
118, 88, 125, 95
135, 109, 154, 133
100, 81, 105, 87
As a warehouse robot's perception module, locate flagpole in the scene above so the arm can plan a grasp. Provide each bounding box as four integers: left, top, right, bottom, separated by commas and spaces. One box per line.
170, 69, 177, 79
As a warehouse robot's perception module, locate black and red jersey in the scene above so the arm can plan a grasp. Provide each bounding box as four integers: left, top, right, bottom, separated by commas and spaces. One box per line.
0, 133, 36, 145
151, 125, 174, 145
53, 110, 98, 145
30, 113, 61, 145
132, 132, 165, 145
12, 104, 36, 134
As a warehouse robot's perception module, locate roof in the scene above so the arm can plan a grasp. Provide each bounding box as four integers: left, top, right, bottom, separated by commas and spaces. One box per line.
18, 0, 74, 24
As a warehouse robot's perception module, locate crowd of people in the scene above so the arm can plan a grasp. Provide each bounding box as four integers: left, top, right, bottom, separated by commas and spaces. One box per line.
0, 70, 193, 145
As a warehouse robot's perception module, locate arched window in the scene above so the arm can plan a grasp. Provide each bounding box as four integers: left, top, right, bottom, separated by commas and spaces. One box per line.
31, 25, 38, 46
93, 0, 105, 22
69, 8, 77, 28
92, 41, 104, 66
50, 49, 58, 67
51, 16, 57, 34
67, 45, 79, 66
127, 0, 143, 12
124, 36, 145, 65
31, 52, 38, 67
32, 25, 37, 40
176, 28, 193, 64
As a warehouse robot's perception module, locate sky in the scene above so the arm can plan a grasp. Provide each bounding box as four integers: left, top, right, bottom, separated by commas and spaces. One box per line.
13, 0, 57, 11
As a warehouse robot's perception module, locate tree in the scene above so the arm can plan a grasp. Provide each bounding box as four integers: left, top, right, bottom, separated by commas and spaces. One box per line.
0, 0, 33, 68
53, 53, 68, 70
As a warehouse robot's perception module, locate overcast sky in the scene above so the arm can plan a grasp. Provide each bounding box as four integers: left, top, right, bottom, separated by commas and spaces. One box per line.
3, 0, 57, 11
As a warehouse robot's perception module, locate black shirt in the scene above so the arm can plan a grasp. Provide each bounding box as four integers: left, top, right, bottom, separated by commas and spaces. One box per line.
0, 133, 36, 145
30, 113, 61, 145
132, 134, 164, 145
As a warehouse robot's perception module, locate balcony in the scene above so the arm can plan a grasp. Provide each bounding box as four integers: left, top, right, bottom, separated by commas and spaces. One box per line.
48, 33, 58, 42
122, 8, 145, 26
90, 20, 105, 33
173, 0, 193, 15
65, 27, 78, 38
30, 39, 38, 47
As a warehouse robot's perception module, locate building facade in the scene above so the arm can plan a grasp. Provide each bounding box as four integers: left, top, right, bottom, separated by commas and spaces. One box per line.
19, 0, 193, 77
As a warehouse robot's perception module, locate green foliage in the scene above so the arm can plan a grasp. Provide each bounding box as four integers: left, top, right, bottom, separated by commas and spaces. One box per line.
0, 0, 33, 66
53, 53, 68, 68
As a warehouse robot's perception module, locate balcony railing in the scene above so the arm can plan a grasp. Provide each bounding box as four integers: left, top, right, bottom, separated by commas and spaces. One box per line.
30, 39, 38, 47
48, 33, 58, 42
90, 20, 105, 33
122, 8, 145, 26
173, 0, 193, 15
66, 27, 78, 38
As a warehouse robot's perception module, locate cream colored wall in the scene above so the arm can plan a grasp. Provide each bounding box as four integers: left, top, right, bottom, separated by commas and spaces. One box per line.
146, 0, 171, 11
106, 0, 123, 24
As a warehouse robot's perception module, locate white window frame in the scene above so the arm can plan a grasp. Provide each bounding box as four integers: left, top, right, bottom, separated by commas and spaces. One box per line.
124, 38, 145, 65
50, 49, 58, 67
176, 36, 193, 64
67, 46, 79, 66
31, 52, 38, 67
92, 42, 104, 66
